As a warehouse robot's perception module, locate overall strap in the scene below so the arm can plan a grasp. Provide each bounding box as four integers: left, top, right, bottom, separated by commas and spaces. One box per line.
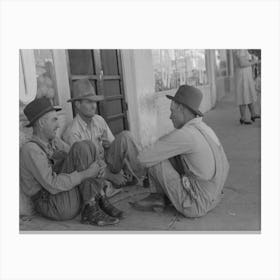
169, 155, 185, 177
28, 140, 54, 164
169, 154, 195, 178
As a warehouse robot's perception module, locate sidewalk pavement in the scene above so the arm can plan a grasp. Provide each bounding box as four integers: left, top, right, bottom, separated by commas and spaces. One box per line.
20, 95, 261, 232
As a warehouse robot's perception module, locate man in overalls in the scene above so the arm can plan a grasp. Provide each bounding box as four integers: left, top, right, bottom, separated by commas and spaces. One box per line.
134, 85, 230, 218
20, 97, 123, 226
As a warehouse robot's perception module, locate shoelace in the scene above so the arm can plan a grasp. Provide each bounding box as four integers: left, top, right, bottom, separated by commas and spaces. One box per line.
86, 204, 113, 222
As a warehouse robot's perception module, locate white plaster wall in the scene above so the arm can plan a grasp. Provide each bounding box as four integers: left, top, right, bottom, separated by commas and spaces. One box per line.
206, 50, 217, 108
122, 50, 158, 148
121, 50, 141, 143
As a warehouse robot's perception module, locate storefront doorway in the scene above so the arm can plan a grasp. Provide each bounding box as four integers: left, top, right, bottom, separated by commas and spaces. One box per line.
67, 49, 129, 135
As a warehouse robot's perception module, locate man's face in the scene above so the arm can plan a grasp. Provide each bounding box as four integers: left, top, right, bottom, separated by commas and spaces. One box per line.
76, 99, 97, 118
41, 111, 60, 140
169, 101, 185, 129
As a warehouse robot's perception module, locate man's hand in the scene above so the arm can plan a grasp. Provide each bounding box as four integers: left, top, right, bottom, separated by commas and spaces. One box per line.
85, 162, 101, 178
107, 172, 128, 187
52, 137, 70, 152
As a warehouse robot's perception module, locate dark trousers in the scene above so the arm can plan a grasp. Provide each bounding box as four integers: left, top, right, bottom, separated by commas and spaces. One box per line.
33, 140, 103, 221
105, 131, 144, 178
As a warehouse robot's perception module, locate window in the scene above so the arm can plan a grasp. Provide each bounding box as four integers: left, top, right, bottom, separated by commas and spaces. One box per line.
34, 50, 59, 105
215, 50, 230, 77
152, 49, 208, 92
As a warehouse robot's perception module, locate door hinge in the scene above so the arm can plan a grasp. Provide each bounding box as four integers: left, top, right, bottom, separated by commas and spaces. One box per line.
124, 102, 128, 111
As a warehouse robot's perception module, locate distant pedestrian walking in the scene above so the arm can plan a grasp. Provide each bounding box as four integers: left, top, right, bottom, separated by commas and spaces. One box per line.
233, 49, 261, 125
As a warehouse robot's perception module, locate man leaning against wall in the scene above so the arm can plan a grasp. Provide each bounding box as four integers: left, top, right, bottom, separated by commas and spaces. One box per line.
62, 79, 145, 189
20, 97, 124, 226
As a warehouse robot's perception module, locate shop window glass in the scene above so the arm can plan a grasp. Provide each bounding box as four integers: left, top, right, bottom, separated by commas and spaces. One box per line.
34, 49, 58, 105
215, 50, 229, 77
152, 49, 208, 92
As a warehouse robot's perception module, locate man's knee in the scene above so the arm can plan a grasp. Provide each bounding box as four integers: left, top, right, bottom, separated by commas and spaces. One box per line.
115, 130, 133, 142
71, 140, 96, 155
148, 161, 166, 179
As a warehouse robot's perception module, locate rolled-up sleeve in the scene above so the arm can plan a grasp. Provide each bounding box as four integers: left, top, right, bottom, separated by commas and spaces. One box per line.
138, 129, 194, 167
22, 144, 82, 195
63, 127, 82, 147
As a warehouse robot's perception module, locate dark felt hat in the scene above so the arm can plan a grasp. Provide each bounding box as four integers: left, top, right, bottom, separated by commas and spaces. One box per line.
24, 97, 61, 127
166, 85, 203, 116
67, 79, 104, 102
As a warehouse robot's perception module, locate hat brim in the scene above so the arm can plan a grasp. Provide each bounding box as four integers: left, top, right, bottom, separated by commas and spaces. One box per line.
67, 95, 104, 102
25, 106, 62, 127
166, 95, 203, 117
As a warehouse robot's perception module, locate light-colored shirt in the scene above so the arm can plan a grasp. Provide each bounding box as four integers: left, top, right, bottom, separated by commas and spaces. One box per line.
20, 135, 82, 196
63, 114, 115, 161
138, 117, 220, 180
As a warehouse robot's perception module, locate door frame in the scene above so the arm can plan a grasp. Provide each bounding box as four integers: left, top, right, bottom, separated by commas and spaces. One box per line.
66, 49, 129, 132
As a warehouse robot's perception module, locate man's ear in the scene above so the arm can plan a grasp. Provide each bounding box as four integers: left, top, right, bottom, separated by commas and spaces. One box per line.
178, 103, 185, 112
74, 101, 81, 111
38, 118, 45, 128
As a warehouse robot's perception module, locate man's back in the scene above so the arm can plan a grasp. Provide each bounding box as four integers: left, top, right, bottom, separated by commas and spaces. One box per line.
139, 117, 219, 181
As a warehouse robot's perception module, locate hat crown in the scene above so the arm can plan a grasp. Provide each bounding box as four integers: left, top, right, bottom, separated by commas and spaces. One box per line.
24, 97, 51, 122
72, 79, 96, 99
174, 85, 202, 110
23, 97, 61, 127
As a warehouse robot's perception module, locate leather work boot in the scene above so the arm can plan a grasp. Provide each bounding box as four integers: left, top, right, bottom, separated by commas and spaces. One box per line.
81, 201, 119, 226
129, 193, 166, 213
96, 194, 124, 219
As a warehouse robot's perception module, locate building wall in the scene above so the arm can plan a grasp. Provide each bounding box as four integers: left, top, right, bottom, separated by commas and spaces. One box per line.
20, 49, 224, 149
215, 50, 235, 101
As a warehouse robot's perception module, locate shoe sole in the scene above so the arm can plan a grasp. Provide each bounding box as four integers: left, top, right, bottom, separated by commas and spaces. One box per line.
81, 219, 119, 226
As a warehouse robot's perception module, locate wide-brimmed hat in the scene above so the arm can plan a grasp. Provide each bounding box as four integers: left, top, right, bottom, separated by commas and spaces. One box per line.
24, 97, 62, 127
67, 79, 104, 102
166, 85, 203, 116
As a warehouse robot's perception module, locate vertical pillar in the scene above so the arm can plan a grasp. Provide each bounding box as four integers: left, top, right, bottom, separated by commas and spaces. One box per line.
205, 49, 217, 108
121, 50, 158, 148
53, 50, 73, 136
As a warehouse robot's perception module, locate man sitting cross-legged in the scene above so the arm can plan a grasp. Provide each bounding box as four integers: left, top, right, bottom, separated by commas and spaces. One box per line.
20, 97, 123, 226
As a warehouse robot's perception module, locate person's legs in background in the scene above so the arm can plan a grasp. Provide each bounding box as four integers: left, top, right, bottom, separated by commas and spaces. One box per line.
239, 104, 252, 125
248, 103, 260, 122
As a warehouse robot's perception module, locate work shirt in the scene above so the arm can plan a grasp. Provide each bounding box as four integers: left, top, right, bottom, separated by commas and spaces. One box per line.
63, 114, 115, 161
139, 117, 220, 180
20, 135, 82, 196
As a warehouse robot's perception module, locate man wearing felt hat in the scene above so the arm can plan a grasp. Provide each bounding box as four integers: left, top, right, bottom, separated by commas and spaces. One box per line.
63, 79, 144, 188
133, 85, 229, 218
20, 97, 125, 226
